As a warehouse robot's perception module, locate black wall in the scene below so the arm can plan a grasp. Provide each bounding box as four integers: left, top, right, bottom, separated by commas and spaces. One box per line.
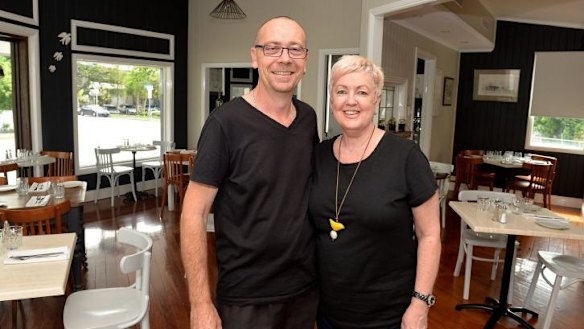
454, 21, 584, 198
2, 0, 189, 189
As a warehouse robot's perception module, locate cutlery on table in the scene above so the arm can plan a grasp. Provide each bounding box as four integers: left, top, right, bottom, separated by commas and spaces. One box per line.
9, 252, 64, 261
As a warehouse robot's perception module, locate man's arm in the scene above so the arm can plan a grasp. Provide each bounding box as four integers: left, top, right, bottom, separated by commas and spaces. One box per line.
180, 180, 221, 329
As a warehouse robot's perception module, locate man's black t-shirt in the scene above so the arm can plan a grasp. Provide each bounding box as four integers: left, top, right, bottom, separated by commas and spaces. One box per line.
192, 97, 318, 305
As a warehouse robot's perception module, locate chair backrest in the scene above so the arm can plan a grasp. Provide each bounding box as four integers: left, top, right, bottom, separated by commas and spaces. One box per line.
28, 175, 79, 184
458, 190, 516, 203
461, 150, 485, 156
0, 162, 19, 185
117, 228, 153, 294
429, 161, 454, 174
530, 154, 557, 189
163, 152, 194, 187
525, 162, 553, 194
95, 147, 120, 172
455, 154, 483, 190
0, 200, 71, 235
40, 151, 74, 176
153, 140, 175, 159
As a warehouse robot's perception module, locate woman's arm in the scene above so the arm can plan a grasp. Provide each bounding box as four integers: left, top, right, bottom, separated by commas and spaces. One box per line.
402, 192, 442, 329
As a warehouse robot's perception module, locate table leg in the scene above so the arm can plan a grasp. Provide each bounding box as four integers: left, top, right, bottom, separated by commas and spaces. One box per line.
455, 235, 538, 328
65, 205, 86, 291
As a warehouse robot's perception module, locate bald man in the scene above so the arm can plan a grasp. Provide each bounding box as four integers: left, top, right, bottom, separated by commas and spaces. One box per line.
181, 16, 318, 329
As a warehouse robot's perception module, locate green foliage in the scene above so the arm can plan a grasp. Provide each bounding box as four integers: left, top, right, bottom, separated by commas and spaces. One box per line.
76, 60, 160, 110
0, 56, 13, 111
533, 116, 584, 141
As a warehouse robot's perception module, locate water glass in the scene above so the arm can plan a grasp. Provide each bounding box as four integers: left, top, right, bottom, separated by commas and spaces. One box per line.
0, 230, 4, 255
6, 225, 23, 250
15, 177, 29, 196
52, 182, 65, 199
477, 195, 490, 212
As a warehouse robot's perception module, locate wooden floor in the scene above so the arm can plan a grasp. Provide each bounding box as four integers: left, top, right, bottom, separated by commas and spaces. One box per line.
1, 191, 583, 329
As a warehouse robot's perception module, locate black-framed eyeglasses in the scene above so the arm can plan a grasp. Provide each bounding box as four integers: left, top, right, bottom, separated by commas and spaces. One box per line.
254, 45, 308, 59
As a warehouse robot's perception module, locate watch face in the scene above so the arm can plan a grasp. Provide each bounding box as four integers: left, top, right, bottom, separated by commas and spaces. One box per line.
427, 295, 436, 306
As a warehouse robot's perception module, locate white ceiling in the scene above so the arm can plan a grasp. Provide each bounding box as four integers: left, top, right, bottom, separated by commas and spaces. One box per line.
388, 0, 584, 52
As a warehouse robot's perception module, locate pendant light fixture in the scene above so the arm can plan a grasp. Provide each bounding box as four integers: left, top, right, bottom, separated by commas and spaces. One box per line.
210, 0, 247, 20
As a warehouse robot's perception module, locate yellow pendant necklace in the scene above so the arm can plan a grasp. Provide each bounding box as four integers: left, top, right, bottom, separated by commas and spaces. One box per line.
329, 125, 375, 241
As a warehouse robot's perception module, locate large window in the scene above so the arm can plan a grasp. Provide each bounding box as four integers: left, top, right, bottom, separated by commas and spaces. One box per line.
73, 54, 173, 174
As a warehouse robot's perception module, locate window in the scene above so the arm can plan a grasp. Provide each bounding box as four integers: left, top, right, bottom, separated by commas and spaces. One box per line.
526, 116, 584, 154
73, 54, 173, 174
526, 51, 584, 154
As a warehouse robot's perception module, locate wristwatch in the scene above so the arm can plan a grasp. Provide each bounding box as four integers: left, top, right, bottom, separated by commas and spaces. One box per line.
412, 291, 436, 307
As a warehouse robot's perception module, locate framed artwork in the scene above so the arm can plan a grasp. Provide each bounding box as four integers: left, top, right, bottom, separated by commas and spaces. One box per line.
442, 77, 454, 106
473, 69, 520, 102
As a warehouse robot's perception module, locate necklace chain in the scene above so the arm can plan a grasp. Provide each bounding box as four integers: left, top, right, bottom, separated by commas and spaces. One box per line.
334, 126, 376, 221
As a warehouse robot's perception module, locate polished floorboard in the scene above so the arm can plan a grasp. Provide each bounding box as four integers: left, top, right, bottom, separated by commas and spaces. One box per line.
1, 191, 583, 328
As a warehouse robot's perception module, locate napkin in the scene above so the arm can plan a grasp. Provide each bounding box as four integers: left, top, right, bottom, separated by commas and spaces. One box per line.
25, 195, 51, 207
3, 246, 69, 265
29, 182, 50, 193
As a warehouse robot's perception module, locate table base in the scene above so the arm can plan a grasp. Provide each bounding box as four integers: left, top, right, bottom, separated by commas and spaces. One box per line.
456, 296, 538, 329
123, 191, 153, 202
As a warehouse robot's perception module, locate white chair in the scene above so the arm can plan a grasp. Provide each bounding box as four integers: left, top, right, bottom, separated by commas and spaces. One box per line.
429, 161, 454, 229
454, 190, 520, 300
63, 228, 153, 329
95, 147, 137, 207
522, 251, 584, 329
141, 140, 175, 197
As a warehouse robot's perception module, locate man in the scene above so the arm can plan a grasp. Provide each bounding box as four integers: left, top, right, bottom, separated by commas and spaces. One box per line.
181, 16, 319, 329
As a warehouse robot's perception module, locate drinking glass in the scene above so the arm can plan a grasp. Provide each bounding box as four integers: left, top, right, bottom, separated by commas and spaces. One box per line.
15, 177, 29, 196
477, 195, 490, 212
52, 182, 65, 199
6, 225, 23, 250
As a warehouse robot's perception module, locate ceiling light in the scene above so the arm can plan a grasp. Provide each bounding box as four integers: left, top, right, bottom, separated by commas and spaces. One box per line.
210, 0, 246, 20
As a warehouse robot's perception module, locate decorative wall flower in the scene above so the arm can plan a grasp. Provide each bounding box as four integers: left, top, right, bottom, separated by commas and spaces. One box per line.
53, 52, 63, 61
58, 32, 71, 45
49, 65, 57, 73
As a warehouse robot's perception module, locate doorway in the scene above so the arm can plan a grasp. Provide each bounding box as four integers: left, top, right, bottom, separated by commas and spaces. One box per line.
412, 48, 436, 156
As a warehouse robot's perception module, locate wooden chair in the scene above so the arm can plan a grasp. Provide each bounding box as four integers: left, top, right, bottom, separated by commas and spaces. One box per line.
454, 154, 495, 194
28, 175, 78, 184
505, 162, 553, 208
513, 154, 557, 208
0, 162, 19, 185
0, 200, 71, 329
160, 152, 195, 217
461, 149, 485, 156
40, 151, 74, 176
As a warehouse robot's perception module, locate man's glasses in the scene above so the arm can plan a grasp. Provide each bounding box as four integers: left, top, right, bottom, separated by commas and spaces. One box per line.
254, 45, 308, 59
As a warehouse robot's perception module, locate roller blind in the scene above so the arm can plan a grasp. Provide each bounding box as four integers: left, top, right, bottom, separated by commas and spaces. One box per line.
529, 51, 584, 118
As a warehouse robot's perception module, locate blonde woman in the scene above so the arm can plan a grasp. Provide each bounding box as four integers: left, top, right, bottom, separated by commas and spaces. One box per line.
309, 55, 441, 329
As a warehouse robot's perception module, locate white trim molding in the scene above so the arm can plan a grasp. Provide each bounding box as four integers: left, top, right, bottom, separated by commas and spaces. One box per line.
0, 0, 38, 26
71, 20, 175, 60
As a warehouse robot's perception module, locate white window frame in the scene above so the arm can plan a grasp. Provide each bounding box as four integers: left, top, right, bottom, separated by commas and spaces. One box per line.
525, 116, 584, 155
72, 53, 174, 175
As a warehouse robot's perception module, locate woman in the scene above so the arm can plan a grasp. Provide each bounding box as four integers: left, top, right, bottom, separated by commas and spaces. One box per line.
309, 55, 441, 329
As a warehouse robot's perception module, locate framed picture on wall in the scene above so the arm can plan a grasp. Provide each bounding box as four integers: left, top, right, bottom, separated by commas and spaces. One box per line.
473, 69, 520, 102
442, 77, 454, 106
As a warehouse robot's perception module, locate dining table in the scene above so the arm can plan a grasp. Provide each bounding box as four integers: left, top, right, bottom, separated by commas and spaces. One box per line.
480, 156, 549, 188
0, 233, 76, 329
0, 181, 87, 291
0, 155, 56, 177
449, 200, 584, 329
0, 233, 76, 301
119, 144, 157, 201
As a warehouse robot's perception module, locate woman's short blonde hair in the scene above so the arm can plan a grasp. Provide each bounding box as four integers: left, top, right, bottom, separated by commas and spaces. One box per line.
329, 55, 385, 97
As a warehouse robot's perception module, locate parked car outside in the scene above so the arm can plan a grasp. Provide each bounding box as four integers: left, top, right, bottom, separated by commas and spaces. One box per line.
119, 104, 137, 115
78, 104, 110, 117
103, 104, 120, 114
